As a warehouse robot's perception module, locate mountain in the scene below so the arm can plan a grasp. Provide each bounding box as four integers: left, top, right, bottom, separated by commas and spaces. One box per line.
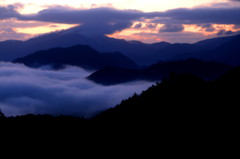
1, 67, 239, 122
0, 40, 24, 60
153, 35, 239, 62
94, 67, 240, 124
145, 34, 240, 64
14, 44, 139, 70
195, 35, 240, 66
1, 67, 239, 136
0, 28, 170, 65
87, 66, 143, 85
1, 26, 238, 65
88, 59, 232, 85
194, 35, 236, 50
144, 58, 232, 79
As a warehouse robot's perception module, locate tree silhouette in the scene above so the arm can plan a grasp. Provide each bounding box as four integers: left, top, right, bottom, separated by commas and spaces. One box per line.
0, 66, 239, 127
0, 108, 5, 118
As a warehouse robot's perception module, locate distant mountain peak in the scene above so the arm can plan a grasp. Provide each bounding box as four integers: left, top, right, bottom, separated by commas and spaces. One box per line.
14, 44, 139, 70
88, 58, 232, 85
127, 40, 144, 44
0, 25, 240, 66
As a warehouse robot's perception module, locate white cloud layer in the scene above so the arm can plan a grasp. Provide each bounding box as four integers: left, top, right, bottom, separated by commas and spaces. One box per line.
0, 62, 153, 118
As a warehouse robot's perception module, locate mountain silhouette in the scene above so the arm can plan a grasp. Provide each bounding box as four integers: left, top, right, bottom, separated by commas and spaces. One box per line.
195, 35, 240, 66
14, 44, 139, 70
87, 66, 143, 85
0, 26, 238, 65
88, 59, 232, 85
0, 29, 169, 65
94, 67, 240, 124
153, 35, 239, 62
194, 35, 236, 49
1, 67, 239, 130
0, 109, 4, 118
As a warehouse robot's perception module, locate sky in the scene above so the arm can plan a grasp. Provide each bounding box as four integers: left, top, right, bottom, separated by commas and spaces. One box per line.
0, 0, 240, 43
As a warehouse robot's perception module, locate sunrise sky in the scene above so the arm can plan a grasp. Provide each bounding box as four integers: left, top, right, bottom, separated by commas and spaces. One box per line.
1, 0, 240, 43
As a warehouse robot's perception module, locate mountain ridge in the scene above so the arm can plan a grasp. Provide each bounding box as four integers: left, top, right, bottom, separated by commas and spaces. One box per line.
88, 58, 232, 85
14, 44, 139, 70
93, 66, 240, 123
0, 26, 239, 65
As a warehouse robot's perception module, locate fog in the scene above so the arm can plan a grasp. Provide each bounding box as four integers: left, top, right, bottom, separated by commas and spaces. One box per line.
0, 62, 153, 118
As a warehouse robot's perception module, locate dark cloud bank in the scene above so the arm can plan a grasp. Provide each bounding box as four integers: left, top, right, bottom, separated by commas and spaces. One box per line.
0, 5, 20, 19
1, 4, 240, 36
159, 24, 184, 32
0, 62, 152, 117
20, 7, 143, 36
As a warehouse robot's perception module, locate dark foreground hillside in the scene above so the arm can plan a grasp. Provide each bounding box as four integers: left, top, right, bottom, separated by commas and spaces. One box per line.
1, 66, 239, 128
94, 72, 239, 125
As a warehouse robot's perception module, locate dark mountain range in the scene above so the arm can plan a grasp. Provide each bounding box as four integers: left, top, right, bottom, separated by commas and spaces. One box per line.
154, 35, 240, 62
94, 67, 240, 124
194, 35, 236, 49
88, 59, 232, 85
0, 66, 239, 144
1, 66, 239, 125
152, 43, 199, 61
14, 44, 139, 70
195, 35, 240, 66
88, 66, 143, 85
0, 28, 168, 65
0, 26, 238, 65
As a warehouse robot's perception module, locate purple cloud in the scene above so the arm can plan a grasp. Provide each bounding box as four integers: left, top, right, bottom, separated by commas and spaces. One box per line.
159, 24, 184, 32
134, 23, 142, 29
0, 4, 240, 38
198, 24, 215, 32
0, 27, 30, 41
152, 7, 240, 25
0, 5, 20, 19
147, 23, 157, 29
216, 29, 240, 36
18, 7, 144, 36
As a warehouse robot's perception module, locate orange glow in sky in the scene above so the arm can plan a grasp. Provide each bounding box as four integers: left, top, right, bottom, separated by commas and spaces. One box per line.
2, 0, 228, 13
1, 0, 239, 43
16, 23, 78, 34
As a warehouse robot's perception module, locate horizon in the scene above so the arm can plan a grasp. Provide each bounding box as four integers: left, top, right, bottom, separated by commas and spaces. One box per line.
1, 0, 240, 43
2, 27, 240, 45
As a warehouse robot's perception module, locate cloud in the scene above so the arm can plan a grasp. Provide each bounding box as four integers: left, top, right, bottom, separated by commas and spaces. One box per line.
134, 23, 142, 29
233, 24, 240, 29
0, 19, 49, 28
152, 7, 240, 25
0, 62, 152, 118
0, 5, 144, 36
147, 23, 157, 29
0, 5, 20, 19
1, 4, 240, 40
198, 24, 215, 32
18, 6, 240, 36
159, 24, 184, 32
23, 6, 240, 26
17, 7, 144, 36
216, 29, 240, 36
0, 27, 30, 41
135, 31, 209, 43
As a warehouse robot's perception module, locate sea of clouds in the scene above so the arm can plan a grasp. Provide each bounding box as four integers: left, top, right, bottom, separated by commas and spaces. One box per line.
0, 62, 153, 118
